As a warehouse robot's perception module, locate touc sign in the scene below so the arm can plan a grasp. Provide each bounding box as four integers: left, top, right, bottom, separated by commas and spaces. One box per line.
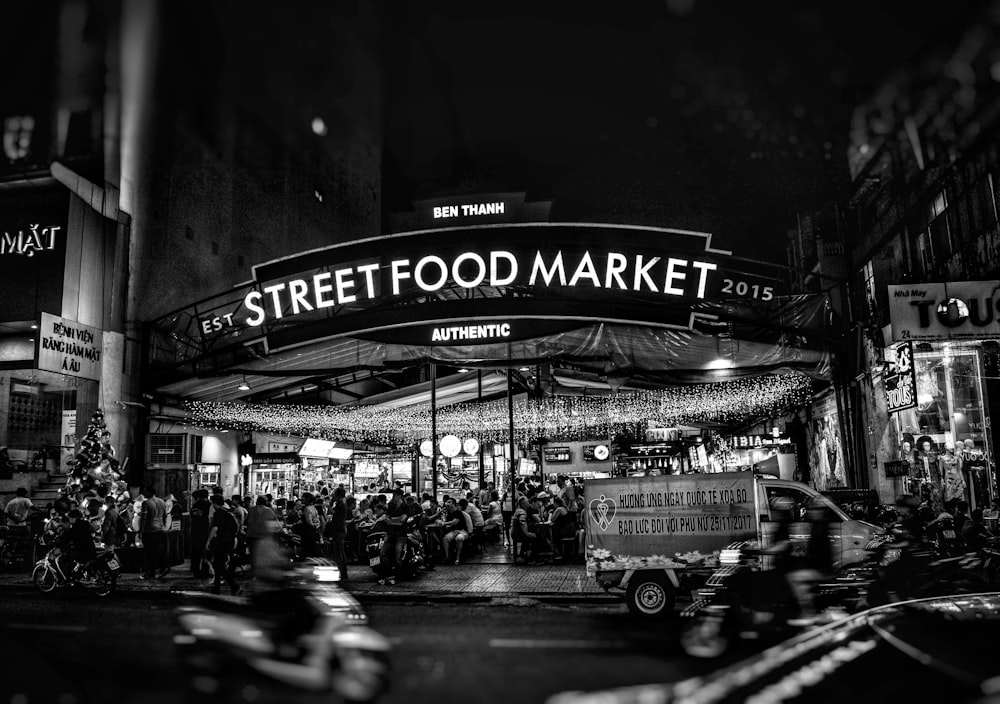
888, 281, 1000, 341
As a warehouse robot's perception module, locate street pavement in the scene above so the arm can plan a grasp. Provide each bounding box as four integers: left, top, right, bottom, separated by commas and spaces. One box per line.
0, 592, 739, 704
0, 544, 617, 604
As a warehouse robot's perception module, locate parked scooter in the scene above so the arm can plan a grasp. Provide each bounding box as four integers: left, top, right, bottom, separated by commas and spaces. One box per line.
31, 545, 120, 597
174, 560, 390, 703
366, 515, 428, 585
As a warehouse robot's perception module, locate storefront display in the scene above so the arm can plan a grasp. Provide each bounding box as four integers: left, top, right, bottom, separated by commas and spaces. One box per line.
892, 342, 995, 511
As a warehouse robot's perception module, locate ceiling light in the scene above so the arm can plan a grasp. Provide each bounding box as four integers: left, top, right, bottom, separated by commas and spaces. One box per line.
705, 358, 734, 370
237, 376, 251, 391
30, 324, 37, 330
311, 117, 328, 136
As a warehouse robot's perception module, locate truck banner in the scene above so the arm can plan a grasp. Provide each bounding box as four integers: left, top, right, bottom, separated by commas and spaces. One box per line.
586, 472, 756, 575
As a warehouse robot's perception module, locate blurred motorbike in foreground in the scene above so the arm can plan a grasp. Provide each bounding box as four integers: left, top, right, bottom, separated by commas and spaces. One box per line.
174, 559, 391, 702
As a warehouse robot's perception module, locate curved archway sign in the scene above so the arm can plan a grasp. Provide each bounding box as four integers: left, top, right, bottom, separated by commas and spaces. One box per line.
229, 222, 781, 353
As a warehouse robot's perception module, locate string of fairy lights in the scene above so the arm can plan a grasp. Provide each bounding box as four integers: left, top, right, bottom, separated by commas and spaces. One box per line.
184, 374, 812, 445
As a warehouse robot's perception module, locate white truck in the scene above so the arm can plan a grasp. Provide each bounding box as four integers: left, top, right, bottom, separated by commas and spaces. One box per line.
585, 471, 881, 618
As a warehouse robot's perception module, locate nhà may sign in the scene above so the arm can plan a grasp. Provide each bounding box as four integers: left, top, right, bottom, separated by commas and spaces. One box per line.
37, 312, 103, 381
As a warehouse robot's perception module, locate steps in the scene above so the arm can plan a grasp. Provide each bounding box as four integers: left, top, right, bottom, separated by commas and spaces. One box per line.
31, 473, 69, 506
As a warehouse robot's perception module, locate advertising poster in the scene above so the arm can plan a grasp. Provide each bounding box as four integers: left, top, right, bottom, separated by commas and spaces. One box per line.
586, 472, 756, 575
884, 342, 917, 413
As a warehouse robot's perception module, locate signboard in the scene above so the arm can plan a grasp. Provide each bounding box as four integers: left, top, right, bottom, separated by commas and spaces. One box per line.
189, 221, 785, 353
884, 342, 917, 413
583, 444, 610, 461
36, 312, 103, 381
543, 446, 571, 463
727, 434, 791, 448
888, 281, 1000, 341
267, 441, 299, 453
388, 192, 553, 230
884, 460, 910, 478
0, 188, 68, 323
586, 472, 756, 574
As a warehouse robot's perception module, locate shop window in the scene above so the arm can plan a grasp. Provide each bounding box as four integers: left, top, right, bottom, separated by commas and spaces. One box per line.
928, 192, 953, 261
915, 230, 933, 274
895, 343, 991, 451
7, 379, 76, 451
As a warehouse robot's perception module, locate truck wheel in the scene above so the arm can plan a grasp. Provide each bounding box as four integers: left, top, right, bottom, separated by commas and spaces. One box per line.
625, 574, 674, 618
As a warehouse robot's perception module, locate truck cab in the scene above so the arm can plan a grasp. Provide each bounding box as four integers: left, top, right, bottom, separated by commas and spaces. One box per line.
755, 477, 880, 570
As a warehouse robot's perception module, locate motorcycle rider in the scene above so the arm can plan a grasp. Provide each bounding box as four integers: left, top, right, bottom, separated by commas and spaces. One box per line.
250, 517, 318, 659
58, 508, 98, 580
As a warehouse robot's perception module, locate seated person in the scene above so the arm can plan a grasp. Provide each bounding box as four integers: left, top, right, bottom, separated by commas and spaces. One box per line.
441, 498, 472, 564
484, 492, 503, 529
962, 508, 995, 551
511, 497, 541, 558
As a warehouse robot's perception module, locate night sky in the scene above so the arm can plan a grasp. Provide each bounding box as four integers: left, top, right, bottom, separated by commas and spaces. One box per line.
381, 1, 980, 261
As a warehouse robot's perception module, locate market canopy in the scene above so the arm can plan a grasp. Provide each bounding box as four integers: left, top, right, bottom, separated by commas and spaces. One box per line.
146, 216, 837, 439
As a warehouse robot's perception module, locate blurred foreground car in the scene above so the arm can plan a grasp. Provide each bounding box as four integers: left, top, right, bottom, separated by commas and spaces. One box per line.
548, 592, 1000, 704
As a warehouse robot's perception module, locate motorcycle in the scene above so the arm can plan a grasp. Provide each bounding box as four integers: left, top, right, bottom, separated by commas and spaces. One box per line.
31, 545, 120, 597
174, 559, 390, 702
365, 515, 428, 585
864, 537, 988, 607
679, 542, 863, 659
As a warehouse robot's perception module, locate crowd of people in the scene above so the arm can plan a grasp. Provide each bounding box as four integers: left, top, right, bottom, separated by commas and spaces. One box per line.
2, 470, 591, 591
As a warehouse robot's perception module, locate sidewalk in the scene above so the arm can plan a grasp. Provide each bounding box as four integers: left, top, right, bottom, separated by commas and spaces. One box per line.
0, 549, 618, 604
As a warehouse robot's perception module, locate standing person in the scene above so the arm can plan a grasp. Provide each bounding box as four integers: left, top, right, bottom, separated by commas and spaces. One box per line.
230, 494, 248, 569
501, 488, 514, 547
4, 487, 33, 527
139, 486, 168, 580
325, 487, 349, 580
206, 494, 242, 595
245, 495, 278, 574
298, 493, 322, 558
100, 495, 122, 548
189, 489, 212, 578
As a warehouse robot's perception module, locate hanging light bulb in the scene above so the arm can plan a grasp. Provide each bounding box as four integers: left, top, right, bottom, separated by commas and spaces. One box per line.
237, 376, 251, 392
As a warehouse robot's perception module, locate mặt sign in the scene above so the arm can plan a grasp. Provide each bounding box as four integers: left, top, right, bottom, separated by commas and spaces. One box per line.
36, 312, 103, 381
884, 341, 917, 413
888, 281, 1000, 341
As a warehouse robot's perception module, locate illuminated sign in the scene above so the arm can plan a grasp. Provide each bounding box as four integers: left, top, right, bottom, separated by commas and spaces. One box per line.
242, 247, 719, 328
431, 323, 510, 343
1, 223, 61, 257
543, 446, 571, 463
884, 341, 917, 413
432, 202, 505, 219
727, 434, 790, 448
188, 220, 784, 352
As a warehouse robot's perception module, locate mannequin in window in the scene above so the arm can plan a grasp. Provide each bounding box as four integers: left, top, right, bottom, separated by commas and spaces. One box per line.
940, 441, 966, 515
917, 436, 944, 514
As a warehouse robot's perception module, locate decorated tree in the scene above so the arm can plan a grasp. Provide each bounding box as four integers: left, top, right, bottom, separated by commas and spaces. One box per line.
64, 408, 121, 497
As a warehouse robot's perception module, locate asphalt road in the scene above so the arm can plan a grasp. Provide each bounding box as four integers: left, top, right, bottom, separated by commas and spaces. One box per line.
0, 589, 744, 704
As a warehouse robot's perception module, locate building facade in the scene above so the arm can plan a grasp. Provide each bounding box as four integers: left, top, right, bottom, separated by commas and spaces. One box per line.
837, 5, 1000, 508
